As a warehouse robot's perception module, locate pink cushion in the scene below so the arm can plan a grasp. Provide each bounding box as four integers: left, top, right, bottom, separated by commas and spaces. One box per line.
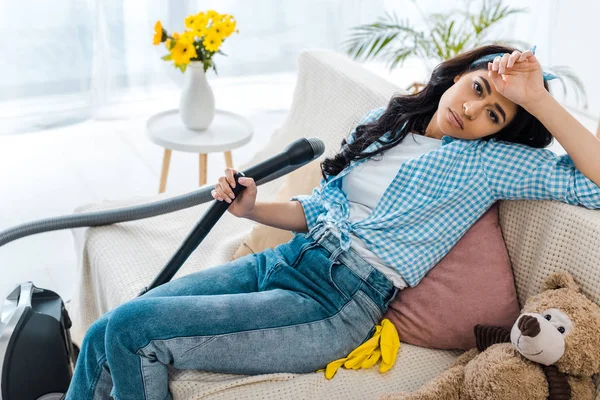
383, 202, 520, 350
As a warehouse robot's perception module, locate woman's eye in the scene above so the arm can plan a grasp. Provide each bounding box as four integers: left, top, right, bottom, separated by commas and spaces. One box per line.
474, 82, 499, 123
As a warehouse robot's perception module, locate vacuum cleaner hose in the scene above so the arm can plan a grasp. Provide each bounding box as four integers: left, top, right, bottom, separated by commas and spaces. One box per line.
0, 137, 325, 248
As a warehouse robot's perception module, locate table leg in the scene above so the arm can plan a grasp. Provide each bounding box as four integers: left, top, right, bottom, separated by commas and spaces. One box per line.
199, 153, 207, 186
224, 151, 233, 168
159, 149, 172, 193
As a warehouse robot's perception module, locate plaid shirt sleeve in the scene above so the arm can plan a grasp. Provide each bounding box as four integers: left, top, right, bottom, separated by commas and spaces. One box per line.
480, 140, 600, 209
289, 106, 387, 233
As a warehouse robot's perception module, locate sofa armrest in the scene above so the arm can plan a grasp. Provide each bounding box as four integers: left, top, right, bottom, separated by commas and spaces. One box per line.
498, 200, 600, 307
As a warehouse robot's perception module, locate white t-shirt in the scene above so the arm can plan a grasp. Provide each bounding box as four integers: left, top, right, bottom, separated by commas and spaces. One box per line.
341, 133, 442, 288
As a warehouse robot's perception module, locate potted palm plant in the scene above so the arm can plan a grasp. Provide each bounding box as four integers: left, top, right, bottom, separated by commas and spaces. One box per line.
343, 0, 587, 108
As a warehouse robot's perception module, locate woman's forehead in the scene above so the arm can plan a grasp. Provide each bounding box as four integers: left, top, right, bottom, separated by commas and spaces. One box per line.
462, 70, 518, 113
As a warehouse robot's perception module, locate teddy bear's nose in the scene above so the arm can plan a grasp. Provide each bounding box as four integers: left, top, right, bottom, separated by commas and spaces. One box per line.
518, 315, 541, 338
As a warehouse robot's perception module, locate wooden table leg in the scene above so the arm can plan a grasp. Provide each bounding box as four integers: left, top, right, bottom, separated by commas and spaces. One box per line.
224, 151, 233, 168
199, 153, 208, 186
159, 149, 172, 193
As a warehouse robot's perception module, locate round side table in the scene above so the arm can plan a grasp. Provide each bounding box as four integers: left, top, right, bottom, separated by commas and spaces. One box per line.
147, 109, 253, 193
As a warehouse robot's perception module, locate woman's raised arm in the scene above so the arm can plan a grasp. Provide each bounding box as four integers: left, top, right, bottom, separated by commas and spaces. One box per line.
487, 49, 600, 188
522, 94, 600, 188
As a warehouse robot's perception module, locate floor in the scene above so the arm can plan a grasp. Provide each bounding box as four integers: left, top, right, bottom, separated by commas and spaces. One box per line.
0, 67, 597, 307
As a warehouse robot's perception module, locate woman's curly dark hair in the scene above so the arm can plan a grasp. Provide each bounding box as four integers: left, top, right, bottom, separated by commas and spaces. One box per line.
321, 44, 553, 178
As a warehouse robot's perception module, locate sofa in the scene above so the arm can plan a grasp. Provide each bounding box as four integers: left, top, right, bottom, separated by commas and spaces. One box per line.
69, 49, 600, 399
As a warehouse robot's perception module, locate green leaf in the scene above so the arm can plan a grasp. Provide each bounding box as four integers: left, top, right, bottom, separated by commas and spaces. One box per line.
388, 49, 412, 70
344, 0, 532, 65
177, 63, 187, 73
341, 13, 418, 62
161, 54, 172, 61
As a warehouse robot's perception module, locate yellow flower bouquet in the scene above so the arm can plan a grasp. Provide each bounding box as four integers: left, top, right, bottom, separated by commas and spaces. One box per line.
153, 10, 238, 74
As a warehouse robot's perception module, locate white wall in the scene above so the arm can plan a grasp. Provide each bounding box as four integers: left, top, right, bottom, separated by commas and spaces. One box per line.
502, 0, 599, 117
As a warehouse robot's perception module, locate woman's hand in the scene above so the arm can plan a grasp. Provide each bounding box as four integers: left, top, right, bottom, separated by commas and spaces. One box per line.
487, 49, 549, 109
211, 168, 257, 218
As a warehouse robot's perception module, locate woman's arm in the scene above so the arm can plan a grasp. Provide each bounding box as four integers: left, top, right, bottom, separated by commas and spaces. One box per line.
522, 94, 600, 188
487, 49, 600, 188
244, 201, 308, 233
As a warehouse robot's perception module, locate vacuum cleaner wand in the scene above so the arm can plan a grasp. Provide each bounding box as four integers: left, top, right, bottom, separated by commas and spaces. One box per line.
140, 137, 326, 294
0, 138, 325, 248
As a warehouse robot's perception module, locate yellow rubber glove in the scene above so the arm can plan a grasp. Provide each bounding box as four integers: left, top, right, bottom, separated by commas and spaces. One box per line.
379, 319, 400, 373
318, 319, 400, 379
343, 325, 382, 370
361, 348, 381, 369
322, 358, 348, 379
322, 325, 381, 378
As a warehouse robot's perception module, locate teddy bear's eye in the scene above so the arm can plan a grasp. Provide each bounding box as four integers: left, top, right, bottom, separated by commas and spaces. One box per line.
544, 314, 552, 321
557, 327, 565, 334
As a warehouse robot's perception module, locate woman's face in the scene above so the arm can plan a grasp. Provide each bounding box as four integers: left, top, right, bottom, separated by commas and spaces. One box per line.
436, 69, 519, 140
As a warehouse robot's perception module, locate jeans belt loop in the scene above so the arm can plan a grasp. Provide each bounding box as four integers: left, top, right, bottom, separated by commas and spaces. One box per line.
312, 223, 329, 242
306, 224, 321, 241
327, 244, 344, 264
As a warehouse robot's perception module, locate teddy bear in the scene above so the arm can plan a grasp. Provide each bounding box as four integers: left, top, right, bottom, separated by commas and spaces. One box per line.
380, 272, 600, 400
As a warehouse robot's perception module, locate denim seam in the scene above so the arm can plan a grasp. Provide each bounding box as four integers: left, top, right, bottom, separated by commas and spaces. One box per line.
88, 355, 107, 400
334, 259, 390, 301
179, 335, 219, 357
317, 232, 393, 300
263, 260, 285, 281
328, 259, 352, 302
266, 240, 321, 281
135, 290, 370, 355
289, 240, 322, 269
362, 271, 391, 302
355, 289, 383, 321
345, 246, 394, 299
140, 356, 149, 400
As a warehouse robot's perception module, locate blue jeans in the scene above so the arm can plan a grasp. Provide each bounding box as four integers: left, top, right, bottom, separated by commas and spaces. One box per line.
65, 224, 399, 400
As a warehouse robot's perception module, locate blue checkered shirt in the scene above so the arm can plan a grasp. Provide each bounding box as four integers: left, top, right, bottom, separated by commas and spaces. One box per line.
291, 107, 600, 287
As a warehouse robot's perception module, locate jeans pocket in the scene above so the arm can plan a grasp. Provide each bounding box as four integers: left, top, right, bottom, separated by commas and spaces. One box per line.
268, 238, 322, 279
288, 240, 322, 269
328, 259, 362, 302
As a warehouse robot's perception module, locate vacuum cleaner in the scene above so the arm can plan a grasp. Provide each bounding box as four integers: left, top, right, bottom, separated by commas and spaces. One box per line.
0, 137, 325, 400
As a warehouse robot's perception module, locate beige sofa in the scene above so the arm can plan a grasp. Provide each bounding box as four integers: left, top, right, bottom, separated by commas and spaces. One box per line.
69, 49, 600, 399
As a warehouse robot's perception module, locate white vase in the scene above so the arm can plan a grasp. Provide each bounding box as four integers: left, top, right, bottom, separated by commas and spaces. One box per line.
179, 61, 215, 131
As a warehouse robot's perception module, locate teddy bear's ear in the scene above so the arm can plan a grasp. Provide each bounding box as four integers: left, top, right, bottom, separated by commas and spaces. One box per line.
543, 272, 581, 293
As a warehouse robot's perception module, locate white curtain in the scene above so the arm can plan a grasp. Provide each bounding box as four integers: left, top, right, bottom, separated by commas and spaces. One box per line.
0, 0, 383, 135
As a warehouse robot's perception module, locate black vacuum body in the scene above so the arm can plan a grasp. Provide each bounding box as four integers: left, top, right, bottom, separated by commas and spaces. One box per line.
0, 282, 76, 399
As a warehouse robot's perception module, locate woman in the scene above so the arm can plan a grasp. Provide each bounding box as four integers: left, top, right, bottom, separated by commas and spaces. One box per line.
66, 44, 600, 399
